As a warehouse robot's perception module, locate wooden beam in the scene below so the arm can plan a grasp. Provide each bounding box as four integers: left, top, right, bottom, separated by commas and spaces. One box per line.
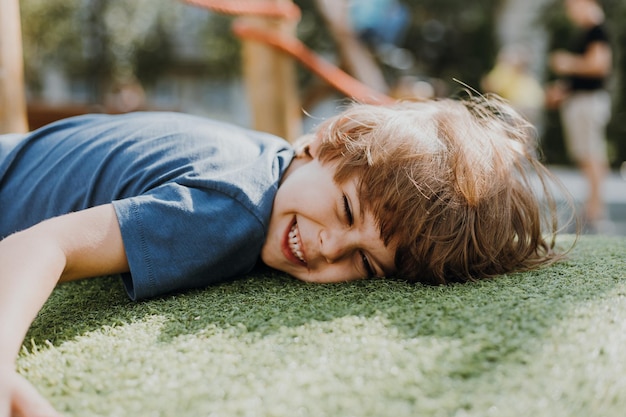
240, 0, 301, 142
0, 0, 28, 133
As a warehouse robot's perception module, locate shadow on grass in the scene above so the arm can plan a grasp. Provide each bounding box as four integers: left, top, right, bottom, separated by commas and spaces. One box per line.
25, 235, 626, 376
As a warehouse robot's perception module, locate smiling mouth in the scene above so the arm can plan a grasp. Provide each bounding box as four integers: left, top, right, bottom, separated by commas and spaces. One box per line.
288, 221, 307, 265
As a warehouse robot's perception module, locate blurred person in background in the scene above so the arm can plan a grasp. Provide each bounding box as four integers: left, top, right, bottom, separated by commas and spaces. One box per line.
546, 0, 612, 232
313, 0, 410, 95
482, 44, 545, 130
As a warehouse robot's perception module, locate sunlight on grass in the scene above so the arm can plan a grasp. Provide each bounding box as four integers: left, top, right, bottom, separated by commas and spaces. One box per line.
17, 235, 626, 417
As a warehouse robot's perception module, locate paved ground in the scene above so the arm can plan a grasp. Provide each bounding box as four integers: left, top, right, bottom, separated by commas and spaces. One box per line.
548, 165, 626, 236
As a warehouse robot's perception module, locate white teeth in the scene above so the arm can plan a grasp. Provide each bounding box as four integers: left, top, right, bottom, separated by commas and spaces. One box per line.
288, 223, 306, 263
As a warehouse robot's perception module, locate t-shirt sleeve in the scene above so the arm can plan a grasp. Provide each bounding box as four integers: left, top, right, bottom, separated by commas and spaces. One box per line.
112, 182, 266, 300
587, 26, 609, 45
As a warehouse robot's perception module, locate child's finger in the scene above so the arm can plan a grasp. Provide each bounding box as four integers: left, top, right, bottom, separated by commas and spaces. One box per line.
11, 373, 61, 417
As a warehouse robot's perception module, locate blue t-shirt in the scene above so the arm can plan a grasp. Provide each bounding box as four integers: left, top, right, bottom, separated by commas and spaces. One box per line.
0, 112, 294, 300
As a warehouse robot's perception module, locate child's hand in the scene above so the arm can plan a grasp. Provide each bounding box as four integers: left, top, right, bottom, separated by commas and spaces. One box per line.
0, 368, 61, 417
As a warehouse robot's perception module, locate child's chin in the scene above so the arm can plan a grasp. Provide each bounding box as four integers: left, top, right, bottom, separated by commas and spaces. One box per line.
281, 270, 308, 282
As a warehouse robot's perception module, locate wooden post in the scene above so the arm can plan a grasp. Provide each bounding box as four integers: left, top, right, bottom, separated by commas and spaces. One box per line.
0, 0, 28, 133
240, 0, 301, 142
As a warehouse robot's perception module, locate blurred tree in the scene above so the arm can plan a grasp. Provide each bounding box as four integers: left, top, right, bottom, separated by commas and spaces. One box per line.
540, 0, 626, 167
294, 0, 501, 95
399, 0, 501, 91
20, 0, 240, 104
20, 0, 82, 93
21, 0, 502, 106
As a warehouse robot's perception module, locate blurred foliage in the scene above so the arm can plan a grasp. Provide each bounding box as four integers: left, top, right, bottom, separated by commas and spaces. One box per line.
294, 0, 501, 94
399, 0, 500, 90
21, 0, 501, 103
539, 0, 626, 166
20, 0, 239, 100
20, 0, 81, 92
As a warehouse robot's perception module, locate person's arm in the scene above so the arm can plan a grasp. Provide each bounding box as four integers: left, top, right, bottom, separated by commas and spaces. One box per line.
314, 0, 389, 93
550, 41, 612, 78
0, 204, 129, 417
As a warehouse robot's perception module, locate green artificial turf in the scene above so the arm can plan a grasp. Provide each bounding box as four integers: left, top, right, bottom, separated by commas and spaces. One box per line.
18, 235, 626, 417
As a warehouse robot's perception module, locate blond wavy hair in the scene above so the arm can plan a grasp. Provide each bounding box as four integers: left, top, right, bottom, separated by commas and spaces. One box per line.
302, 95, 574, 284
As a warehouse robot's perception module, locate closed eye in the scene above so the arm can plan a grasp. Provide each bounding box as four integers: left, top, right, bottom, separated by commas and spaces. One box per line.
345, 194, 376, 278
361, 252, 376, 278
343, 194, 353, 226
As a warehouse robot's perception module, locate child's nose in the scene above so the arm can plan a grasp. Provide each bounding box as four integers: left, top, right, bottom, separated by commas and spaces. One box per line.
319, 229, 354, 263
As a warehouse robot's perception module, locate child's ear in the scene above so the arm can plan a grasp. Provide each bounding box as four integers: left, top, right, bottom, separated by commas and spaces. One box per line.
293, 133, 320, 160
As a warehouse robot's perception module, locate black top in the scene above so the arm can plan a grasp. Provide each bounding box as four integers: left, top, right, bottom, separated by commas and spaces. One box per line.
568, 24, 610, 91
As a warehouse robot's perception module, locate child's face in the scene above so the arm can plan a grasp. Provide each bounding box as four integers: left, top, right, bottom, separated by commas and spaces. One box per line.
261, 142, 396, 283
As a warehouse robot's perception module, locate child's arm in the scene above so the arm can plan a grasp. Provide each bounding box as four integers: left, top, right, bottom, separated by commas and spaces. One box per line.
0, 203, 129, 417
